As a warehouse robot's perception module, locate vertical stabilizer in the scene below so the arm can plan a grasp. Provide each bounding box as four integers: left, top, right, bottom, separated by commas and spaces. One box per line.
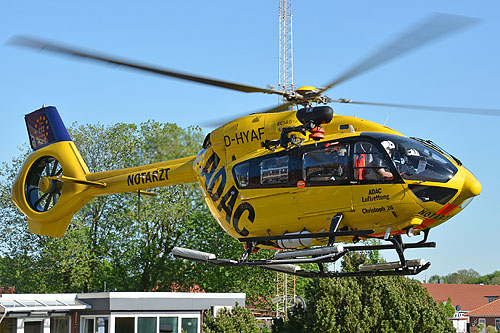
25, 105, 71, 150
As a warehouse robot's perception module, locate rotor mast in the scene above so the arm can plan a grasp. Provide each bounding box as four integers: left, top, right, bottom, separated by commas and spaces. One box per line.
278, 0, 293, 106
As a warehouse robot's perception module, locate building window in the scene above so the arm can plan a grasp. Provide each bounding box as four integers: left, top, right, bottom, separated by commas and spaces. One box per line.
96, 317, 108, 333
50, 317, 69, 333
115, 317, 134, 333
495, 319, 500, 332
82, 317, 108, 333
82, 318, 94, 333
486, 296, 499, 303
159, 317, 178, 333
181, 318, 198, 333
0, 318, 16, 333
137, 317, 157, 333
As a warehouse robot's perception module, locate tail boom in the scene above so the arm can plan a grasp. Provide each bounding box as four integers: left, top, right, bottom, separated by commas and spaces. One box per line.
12, 106, 198, 237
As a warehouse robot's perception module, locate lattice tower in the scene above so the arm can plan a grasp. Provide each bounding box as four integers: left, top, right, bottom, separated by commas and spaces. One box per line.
278, 0, 294, 105
275, 0, 297, 318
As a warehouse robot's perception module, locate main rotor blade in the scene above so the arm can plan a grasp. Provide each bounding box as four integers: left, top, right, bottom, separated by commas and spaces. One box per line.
8, 36, 284, 95
333, 99, 500, 116
320, 13, 479, 93
201, 102, 295, 127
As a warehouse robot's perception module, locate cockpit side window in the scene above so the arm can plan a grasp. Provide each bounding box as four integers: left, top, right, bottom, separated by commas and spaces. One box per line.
234, 162, 249, 187
260, 156, 289, 185
380, 135, 458, 183
354, 141, 396, 182
303, 143, 349, 183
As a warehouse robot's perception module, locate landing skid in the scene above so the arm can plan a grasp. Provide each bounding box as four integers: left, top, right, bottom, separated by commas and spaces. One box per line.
173, 231, 435, 278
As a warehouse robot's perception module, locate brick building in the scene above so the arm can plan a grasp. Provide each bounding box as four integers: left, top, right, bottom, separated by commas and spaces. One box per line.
423, 283, 500, 332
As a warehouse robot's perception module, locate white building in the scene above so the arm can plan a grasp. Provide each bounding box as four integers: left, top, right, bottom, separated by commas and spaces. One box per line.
0, 292, 245, 333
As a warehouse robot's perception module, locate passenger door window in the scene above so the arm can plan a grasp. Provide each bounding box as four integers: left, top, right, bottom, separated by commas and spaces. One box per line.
303, 143, 349, 183
353, 141, 394, 182
260, 156, 288, 185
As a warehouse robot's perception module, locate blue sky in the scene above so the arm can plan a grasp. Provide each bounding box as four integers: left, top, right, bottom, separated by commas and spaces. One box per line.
1, 1, 499, 281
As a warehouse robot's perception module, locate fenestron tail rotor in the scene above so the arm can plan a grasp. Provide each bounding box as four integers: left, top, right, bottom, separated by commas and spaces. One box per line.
25, 156, 63, 212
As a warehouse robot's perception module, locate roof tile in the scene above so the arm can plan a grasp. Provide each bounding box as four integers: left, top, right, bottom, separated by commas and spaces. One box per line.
466, 297, 500, 317
423, 284, 500, 311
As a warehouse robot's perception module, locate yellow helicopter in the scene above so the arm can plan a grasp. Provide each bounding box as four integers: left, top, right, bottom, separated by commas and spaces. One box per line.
9, 13, 496, 278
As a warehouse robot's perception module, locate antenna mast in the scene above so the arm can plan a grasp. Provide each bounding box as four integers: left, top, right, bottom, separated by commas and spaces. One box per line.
279, 0, 294, 105
275, 0, 297, 319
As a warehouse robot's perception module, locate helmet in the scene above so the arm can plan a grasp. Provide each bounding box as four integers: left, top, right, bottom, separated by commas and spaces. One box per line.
406, 148, 420, 156
381, 140, 395, 153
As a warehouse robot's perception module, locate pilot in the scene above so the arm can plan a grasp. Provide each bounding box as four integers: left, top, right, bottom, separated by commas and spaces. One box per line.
376, 140, 396, 179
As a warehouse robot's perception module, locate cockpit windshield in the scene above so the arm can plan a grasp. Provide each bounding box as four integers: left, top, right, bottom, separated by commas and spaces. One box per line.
376, 134, 458, 183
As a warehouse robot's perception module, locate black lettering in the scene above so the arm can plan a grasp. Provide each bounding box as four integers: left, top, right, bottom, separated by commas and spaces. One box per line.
140, 172, 146, 184
258, 127, 265, 140
159, 169, 165, 181
251, 129, 259, 141
152, 170, 159, 182
369, 188, 382, 195
232, 202, 255, 236
218, 185, 239, 224
134, 173, 141, 185
164, 168, 169, 180
242, 130, 250, 143
208, 168, 226, 201
201, 152, 220, 188
127, 175, 134, 186
235, 132, 244, 144
224, 135, 232, 147
145, 172, 152, 183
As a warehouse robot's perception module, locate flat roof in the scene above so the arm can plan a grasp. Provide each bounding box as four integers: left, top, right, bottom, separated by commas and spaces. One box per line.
0, 294, 90, 313
0, 292, 246, 314
77, 292, 246, 312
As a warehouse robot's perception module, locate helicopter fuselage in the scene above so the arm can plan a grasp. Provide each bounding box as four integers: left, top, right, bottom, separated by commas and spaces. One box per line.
11, 107, 481, 246
193, 110, 481, 248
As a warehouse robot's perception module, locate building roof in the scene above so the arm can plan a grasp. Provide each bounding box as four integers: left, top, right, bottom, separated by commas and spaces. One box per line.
466, 297, 500, 317
77, 292, 246, 312
0, 294, 90, 313
0, 292, 246, 315
423, 284, 500, 311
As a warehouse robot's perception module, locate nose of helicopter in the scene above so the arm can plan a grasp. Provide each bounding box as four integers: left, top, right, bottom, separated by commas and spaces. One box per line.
460, 167, 482, 199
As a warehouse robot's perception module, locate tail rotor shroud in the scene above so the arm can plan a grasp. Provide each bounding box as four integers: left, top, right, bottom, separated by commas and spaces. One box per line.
25, 156, 63, 212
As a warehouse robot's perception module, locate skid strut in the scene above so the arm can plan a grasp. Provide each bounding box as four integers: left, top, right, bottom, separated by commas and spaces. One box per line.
173, 229, 435, 278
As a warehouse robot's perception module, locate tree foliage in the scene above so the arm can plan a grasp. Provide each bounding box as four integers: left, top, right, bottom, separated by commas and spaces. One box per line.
203, 304, 262, 333
0, 121, 275, 302
274, 251, 455, 333
428, 269, 500, 285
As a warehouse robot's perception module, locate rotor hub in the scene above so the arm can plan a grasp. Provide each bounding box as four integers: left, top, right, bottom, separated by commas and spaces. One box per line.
38, 176, 53, 193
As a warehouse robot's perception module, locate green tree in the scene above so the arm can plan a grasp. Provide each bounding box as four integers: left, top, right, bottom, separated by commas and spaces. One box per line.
203, 304, 262, 333
0, 121, 278, 305
427, 269, 500, 285
275, 250, 455, 333
439, 297, 455, 318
